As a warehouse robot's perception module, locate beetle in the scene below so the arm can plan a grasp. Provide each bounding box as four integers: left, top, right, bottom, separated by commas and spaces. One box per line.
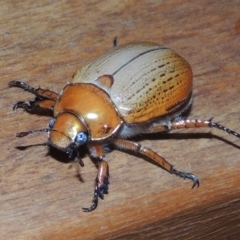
9, 42, 240, 212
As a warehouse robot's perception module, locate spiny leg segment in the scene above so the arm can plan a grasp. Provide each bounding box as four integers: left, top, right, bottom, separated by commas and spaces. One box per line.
9, 81, 59, 112
171, 118, 240, 139
82, 142, 110, 212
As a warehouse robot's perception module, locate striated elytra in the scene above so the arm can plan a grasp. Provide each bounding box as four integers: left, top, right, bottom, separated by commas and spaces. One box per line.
9, 42, 240, 212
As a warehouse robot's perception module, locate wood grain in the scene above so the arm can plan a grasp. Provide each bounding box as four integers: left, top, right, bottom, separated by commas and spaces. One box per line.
1, 0, 240, 239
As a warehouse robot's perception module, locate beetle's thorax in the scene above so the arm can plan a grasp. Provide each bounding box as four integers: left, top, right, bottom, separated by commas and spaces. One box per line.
54, 83, 122, 140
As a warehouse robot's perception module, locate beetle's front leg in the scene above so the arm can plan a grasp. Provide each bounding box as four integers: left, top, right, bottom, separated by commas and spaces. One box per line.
83, 143, 109, 212
82, 159, 109, 212
9, 81, 58, 113
12, 98, 56, 113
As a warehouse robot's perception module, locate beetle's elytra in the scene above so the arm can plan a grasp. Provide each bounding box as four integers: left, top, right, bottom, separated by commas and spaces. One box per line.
9, 42, 240, 212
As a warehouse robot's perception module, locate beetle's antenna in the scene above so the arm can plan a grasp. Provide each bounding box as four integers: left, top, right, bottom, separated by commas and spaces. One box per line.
16, 128, 49, 137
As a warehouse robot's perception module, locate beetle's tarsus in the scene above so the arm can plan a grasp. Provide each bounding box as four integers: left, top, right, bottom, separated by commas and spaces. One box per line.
13, 101, 33, 112
171, 168, 200, 188
82, 183, 108, 212
9, 81, 37, 94
82, 189, 99, 212
82, 197, 98, 212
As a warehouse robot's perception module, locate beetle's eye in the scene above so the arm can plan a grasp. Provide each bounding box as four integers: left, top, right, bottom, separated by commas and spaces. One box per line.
49, 118, 56, 128
75, 132, 88, 145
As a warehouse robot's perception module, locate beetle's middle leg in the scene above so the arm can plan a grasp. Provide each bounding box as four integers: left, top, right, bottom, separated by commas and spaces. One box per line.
111, 138, 199, 188
9, 81, 59, 113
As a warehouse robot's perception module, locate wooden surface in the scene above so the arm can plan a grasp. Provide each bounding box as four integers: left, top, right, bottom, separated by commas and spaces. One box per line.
1, 0, 240, 239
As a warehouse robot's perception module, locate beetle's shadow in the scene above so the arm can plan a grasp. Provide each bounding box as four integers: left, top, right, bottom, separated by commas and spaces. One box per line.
122, 132, 240, 169
15, 132, 240, 181
48, 146, 88, 183
15, 144, 87, 183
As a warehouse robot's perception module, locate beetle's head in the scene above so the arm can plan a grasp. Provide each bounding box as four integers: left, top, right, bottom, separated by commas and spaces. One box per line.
48, 112, 88, 159
15, 112, 88, 162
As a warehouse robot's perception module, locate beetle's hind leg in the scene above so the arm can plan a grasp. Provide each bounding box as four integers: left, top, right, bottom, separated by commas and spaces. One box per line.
171, 118, 240, 140
111, 138, 199, 188
145, 118, 240, 140
82, 159, 109, 212
9, 81, 59, 113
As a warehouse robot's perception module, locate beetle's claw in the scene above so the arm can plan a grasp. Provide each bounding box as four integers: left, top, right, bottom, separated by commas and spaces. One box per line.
82, 196, 98, 212
82, 183, 108, 212
82, 189, 99, 212
13, 101, 32, 112
171, 168, 200, 188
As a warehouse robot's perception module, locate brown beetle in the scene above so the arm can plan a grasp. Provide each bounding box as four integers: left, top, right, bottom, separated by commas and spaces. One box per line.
9, 42, 240, 212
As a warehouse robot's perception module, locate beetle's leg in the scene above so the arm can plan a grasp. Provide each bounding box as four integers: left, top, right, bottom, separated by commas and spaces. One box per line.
171, 118, 240, 139
9, 81, 59, 99
83, 143, 109, 212
141, 118, 240, 141
82, 159, 109, 212
9, 81, 59, 113
13, 99, 56, 113
111, 138, 199, 188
